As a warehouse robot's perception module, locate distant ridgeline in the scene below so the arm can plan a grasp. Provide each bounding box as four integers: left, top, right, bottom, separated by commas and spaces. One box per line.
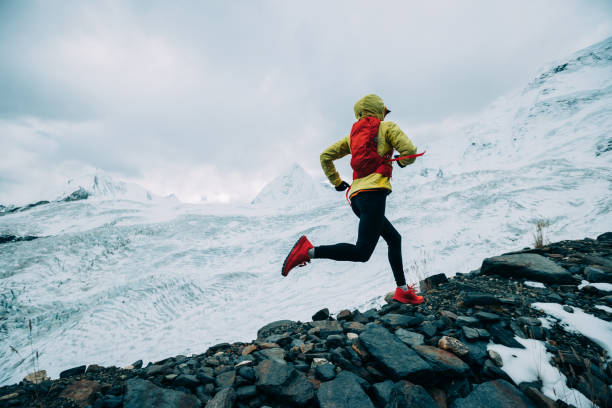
1, 232, 611, 407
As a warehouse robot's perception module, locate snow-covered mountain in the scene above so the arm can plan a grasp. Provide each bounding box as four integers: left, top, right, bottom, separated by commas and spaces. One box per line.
251, 163, 328, 207
0, 37, 610, 386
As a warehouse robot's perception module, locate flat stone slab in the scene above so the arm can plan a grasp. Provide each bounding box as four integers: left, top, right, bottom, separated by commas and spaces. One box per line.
395, 329, 425, 348
358, 324, 432, 382
124, 378, 199, 408
380, 314, 423, 328
414, 345, 471, 376
452, 379, 536, 408
481, 254, 574, 284
317, 371, 375, 408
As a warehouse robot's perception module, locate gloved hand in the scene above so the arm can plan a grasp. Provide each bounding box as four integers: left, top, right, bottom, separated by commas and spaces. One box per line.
335, 181, 350, 191
395, 154, 407, 168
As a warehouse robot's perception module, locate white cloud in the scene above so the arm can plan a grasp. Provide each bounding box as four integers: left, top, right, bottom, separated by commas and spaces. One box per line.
0, 1, 610, 204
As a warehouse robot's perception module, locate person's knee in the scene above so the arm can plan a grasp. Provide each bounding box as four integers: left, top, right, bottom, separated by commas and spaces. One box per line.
387, 231, 401, 247
355, 247, 375, 262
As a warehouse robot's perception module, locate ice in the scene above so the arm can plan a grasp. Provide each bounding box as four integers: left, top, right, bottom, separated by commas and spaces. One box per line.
532, 303, 612, 359
488, 337, 596, 408
524, 281, 546, 289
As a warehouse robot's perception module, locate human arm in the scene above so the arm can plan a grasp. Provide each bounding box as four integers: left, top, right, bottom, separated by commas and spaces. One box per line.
320, 136, 351, 187
386, 122, 417, 168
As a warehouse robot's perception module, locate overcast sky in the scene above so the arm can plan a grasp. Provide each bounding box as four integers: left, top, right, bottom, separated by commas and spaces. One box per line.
1, 1, 611, 204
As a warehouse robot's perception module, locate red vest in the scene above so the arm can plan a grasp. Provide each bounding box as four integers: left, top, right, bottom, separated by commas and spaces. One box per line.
349, 116, 392, 180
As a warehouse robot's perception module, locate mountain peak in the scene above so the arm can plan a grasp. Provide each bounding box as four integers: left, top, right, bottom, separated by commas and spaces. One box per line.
251, 163, 325, 206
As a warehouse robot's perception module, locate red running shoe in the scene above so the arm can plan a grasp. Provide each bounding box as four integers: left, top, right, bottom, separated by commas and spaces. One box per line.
392, 285, 424, 304
281, 235, 314, 277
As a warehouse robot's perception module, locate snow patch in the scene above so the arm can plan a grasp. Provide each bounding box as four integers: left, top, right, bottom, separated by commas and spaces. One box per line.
524, 281, 546, 289
532, 302, 612, 359
595, 305, 612, 314
488, 337, 595, 408
578, 280, 612, 292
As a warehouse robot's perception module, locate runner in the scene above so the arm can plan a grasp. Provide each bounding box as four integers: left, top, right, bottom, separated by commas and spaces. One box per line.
281, 94, 425, 304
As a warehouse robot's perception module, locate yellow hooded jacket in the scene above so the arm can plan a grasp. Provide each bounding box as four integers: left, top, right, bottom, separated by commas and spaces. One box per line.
320, 94, 418, 199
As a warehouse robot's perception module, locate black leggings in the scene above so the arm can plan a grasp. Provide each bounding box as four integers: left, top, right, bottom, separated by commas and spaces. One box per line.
314, 190, 406, 286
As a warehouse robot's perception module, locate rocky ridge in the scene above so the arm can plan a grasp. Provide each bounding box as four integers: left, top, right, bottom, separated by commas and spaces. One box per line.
1, 233, 611, 408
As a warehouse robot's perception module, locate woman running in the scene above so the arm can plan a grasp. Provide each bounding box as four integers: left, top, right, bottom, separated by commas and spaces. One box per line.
281, 94, 424, 305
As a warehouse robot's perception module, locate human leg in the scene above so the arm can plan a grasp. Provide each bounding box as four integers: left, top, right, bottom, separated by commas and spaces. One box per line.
380, 217, 406, 287
313, 191, 386, 262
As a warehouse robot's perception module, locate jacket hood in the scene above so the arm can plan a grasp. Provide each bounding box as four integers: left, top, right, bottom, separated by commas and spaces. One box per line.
354, 94, 386, 120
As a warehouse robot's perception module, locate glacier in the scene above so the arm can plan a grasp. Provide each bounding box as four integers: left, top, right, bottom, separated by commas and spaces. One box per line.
0, 37, 611, 386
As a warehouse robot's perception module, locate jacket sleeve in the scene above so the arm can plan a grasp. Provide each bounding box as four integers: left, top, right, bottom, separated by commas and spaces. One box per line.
320, 136, 351, 187
386, 122, 417, 167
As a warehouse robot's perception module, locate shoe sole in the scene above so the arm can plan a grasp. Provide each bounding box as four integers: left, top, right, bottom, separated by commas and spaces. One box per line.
282, 236, 306, 277
392, 297, 425, 305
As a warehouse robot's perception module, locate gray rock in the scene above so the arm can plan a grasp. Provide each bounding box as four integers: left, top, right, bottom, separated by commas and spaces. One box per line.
102, 395, 123, 408
215, 370, 235, 388
476, 328, 491, 339
474, 311, 500, 322
452, 379, 536, 408
124, 378, 200, 408
462, 293, 502, 307
342, 321, 366, 333
255, 359, 314, 406
371, 380, 394, 407
313, 308, 330, 321
235, 385, 257, 400
465, 342, 488, 367
585, 266, 612, 283
413, 345, 471, 376
420, 273, 449, 290
311, 320, 343, 337
238, 366, 255, 382
175, 374, 199, 389
315, 363, 336, 381
59, 365, 87, 379
462, 326, 480, 341
337, 370, 370, 391
517, 317, 541, 327
386, 381, 437, 408
316, 370, 375, 408
206, 387, 236, 408
326, 334, 345, 348
264, 334, 292, 347
420, 323, 437, 337
563, 305, 574, 313
358, 324, 432, 382
482, 360, 515, 384
481, 253, 574, 284
394, 329, 425, 347
380, 314, 423, 328
362, 309, 380, 320
196, 370, 216, 384
256, 347, 286, 363
489, 325, 525, 349
257, 320, 298, 340
456, 316, 479, 326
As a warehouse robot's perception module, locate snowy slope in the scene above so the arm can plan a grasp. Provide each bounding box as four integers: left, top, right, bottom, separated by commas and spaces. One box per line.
0, 37, 611, 386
